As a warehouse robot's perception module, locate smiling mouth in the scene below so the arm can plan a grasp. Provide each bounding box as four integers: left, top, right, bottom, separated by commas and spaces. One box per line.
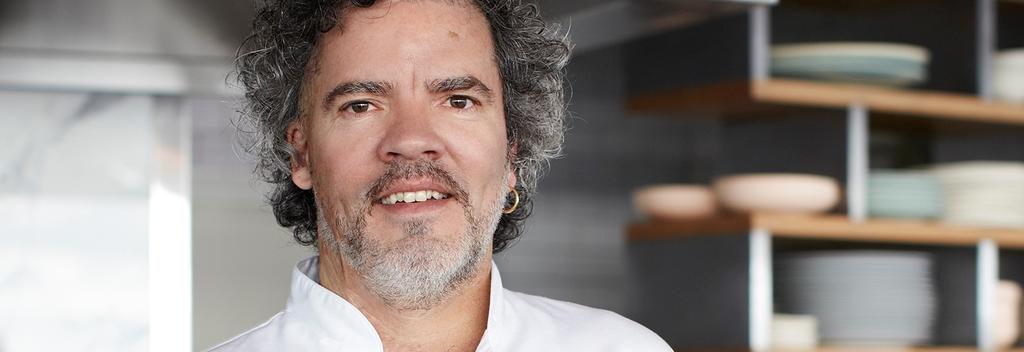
379, 190, 452, 205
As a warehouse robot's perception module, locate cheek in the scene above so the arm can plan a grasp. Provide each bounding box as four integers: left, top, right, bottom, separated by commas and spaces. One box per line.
308, 135, 379, 211
446, 124, 509, 183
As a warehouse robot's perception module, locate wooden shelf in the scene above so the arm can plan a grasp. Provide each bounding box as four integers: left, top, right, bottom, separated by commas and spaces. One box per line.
808, 348, 1023, 352
628, 213, 1024, 249
675, 347, 1024, 352
797, 348, 1021, 352
627, 79, 1024, 126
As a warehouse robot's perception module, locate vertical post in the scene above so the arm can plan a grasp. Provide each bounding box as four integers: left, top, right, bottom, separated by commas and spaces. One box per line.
749, 5, 771, 81
977, 0, 996, 99
977, 239, 999, 352
749, 228, 773, 352
149, 97, 194, 352
749, 6, 774, 350
846, 103, 869, 223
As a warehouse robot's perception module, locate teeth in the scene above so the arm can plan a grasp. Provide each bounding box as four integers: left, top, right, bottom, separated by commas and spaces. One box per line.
381, 190, 448, 205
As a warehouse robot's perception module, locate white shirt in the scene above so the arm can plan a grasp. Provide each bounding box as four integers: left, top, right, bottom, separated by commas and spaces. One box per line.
210, 256, 671, 351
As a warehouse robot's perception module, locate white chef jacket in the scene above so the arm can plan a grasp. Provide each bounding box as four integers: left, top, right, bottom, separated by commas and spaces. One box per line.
209, 256, 672, 351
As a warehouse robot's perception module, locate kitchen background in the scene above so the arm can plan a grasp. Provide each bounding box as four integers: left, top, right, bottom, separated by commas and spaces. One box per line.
1, 0, 1023, 351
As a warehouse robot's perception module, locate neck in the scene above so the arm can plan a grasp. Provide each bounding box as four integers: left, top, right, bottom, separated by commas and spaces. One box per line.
318, 241, 492, 352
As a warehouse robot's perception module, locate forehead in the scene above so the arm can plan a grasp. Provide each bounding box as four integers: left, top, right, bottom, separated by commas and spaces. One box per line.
309, 0, 497, 84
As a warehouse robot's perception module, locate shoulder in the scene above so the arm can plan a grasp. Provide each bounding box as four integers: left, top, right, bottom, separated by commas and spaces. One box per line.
206, 311, 291, 352
501, 290, 672, 351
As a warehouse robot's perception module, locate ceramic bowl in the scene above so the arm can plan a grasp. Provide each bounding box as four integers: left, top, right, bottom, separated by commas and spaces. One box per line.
713, 173, 840, 214
995, 48, 1024, 103
996, 280, 1022, 350
772, 314, 819, 350
633, 184, 717, 220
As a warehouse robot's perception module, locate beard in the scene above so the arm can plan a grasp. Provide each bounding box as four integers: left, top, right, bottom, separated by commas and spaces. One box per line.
318, 159, 507, 311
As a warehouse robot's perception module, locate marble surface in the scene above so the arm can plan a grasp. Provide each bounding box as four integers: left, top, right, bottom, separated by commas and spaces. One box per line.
0, 91, 151, 352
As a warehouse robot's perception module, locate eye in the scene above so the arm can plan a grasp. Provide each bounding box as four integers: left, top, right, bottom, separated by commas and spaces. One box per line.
446, 95, 476, 110
343, 101, 376, 114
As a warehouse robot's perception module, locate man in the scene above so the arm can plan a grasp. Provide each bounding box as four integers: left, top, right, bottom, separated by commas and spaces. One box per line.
214, 0, 672, 350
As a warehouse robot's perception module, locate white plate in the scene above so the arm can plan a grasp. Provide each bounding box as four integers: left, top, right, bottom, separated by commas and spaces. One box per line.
996, 48, 1024, 68
772, 42, 930, 62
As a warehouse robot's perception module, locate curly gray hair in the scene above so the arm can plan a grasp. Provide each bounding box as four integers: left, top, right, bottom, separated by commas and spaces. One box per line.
233, 0, 570, 253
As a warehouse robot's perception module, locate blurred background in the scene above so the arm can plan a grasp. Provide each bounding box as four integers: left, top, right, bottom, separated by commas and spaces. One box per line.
1, 0, 1023, 351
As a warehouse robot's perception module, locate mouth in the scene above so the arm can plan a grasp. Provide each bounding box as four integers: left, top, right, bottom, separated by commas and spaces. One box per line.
379, 189, 452, 205
374, 185, 455, 217
365, 160, 467, 216
373, 176, 460, 210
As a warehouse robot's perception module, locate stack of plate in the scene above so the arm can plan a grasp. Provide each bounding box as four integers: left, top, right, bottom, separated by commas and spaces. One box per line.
771, 42, 930, 87
868, 170, 943, 219
995, 48, 1024, 103
930, 161, 1024, 228
776, 251, 936, 346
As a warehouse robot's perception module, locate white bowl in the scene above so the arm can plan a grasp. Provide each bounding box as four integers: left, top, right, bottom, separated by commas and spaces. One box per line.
713, 173, 840, 214
996, 280, 1021, 350
633, 184, 717, 220
994, 67, 1024, 103
996, 48, 1024, 68
994, 48, 1024, 103
772, 314, 820, 350
772, 42, 930, 62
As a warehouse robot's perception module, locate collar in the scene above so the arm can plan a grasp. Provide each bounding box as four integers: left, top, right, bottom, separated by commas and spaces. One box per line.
285, 256, 506, 351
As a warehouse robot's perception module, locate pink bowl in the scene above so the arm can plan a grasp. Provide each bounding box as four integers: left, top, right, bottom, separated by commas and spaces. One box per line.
633, 184, 717, 220
712, 173, 840, 214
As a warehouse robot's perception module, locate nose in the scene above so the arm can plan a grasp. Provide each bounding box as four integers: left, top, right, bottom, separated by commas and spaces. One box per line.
376, 106, 446, 162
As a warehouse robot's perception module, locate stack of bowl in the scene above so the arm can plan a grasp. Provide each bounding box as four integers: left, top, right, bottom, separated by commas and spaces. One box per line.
771, 42, 930, 87
930, 161, 1024, 228
868, 170, 943, 220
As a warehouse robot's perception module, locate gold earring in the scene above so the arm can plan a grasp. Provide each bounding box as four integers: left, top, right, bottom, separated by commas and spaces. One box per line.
502, 187, 520, 214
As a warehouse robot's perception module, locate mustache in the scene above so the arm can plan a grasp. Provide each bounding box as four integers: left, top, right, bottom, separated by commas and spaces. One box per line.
365, 159, 469, 205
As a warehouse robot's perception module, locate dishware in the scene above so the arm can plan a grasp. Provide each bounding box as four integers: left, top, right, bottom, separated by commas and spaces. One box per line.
930, 161, 1024, 228
996, 280, 1022, 350
771, 42, 930, 87
868, 170, 944, 219
772, 314, 819, 350
713, 174, 840, 214
632, 184, 716, 220
995, 48, 1024, 103
775, 251, 936, 346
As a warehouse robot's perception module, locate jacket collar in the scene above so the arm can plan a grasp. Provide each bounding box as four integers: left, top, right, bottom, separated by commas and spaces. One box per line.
286, 256, 506, 351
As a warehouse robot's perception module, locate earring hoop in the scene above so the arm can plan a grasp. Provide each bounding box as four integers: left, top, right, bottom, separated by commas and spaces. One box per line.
502, 187, 520, 214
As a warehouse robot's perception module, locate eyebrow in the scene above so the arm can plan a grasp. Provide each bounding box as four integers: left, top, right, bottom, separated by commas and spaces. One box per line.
321, 76, 496, 112
426, 75, 495, 103
322, 80, 394, 111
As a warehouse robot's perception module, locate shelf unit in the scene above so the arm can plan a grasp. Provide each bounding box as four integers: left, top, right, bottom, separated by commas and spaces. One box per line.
628, 213, 1024, 249
675, 348, 1024, 352
625, 0, 1023, 351
803, 349, 1024, 352
628, 79, 1024, 126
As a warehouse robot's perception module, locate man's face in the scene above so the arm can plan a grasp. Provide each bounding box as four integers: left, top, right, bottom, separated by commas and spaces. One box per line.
288, 0, 514, 308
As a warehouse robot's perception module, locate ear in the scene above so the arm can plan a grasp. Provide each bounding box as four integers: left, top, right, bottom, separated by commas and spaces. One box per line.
287, 120, 313, 190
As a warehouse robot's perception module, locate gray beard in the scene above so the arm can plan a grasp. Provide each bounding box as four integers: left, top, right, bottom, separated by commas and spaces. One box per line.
318, 183, 505, 311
